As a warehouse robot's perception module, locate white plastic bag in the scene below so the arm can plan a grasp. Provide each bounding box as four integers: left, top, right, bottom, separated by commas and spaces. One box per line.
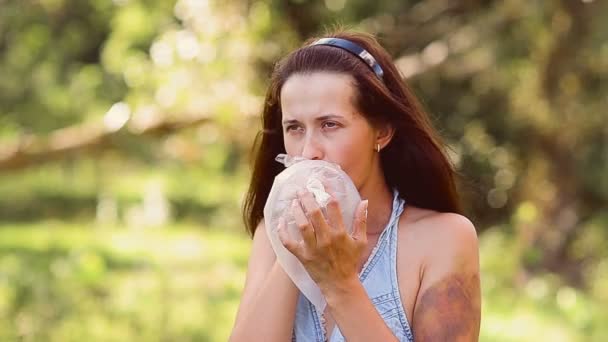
264, 154, 361, 312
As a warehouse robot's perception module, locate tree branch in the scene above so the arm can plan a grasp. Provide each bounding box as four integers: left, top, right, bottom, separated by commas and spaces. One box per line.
0, 113, 212, 172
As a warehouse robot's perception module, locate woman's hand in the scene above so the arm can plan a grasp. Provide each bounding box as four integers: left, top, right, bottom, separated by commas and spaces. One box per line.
278, 190, 369, 294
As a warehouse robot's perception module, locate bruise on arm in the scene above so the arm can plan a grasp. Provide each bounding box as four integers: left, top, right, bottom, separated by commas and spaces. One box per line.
412, 273, 481, 341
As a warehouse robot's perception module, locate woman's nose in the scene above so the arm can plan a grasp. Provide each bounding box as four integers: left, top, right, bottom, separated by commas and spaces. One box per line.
301, 135, 323, 160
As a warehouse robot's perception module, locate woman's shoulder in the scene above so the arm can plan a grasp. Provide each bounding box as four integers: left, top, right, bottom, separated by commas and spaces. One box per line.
397, 207, 478, 264
393, 207, 479, 322
399, 205, 476, 238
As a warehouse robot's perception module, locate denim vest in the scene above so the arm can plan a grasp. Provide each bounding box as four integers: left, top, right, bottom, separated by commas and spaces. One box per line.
292, 190, 414, 342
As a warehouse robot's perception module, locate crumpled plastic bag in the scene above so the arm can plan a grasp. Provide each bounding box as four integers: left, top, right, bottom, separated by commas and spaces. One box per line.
264, 153, 361, 312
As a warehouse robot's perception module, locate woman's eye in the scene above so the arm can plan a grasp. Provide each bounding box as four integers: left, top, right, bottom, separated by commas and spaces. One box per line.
322, 121, 339, 129
285, 125, 302, 133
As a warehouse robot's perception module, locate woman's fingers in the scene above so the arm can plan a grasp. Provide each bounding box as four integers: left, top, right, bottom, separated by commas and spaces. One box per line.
297, 190, 331, 246
287, 189, 362, 254
325, 195, 346, 233
291, 199, 317, 248
278, 217, 301, 256
352, 200, 369, 242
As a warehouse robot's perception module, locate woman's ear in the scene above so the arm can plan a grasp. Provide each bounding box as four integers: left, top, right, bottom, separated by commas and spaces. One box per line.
375, 124, 395, 150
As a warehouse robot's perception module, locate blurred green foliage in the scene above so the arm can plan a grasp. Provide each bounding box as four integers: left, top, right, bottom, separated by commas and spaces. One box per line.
1, 224, 607, 341
1, 0, 607, 340
0, 223, 249, 341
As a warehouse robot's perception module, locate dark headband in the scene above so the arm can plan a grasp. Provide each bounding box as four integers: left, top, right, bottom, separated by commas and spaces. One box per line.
309, 37, 384, 81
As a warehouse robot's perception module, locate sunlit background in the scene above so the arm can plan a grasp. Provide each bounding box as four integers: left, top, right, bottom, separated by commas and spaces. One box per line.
1, 0, 607, 341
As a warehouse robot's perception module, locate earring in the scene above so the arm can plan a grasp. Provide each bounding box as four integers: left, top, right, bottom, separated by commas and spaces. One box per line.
376, 143, 381, 152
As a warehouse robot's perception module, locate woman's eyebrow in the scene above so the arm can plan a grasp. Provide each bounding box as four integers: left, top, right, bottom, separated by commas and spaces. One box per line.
281, 114, 345, 125
316, 114, 345, 121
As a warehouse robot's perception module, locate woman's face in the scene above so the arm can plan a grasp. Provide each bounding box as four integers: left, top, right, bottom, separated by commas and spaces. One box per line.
280, 72, 378, 190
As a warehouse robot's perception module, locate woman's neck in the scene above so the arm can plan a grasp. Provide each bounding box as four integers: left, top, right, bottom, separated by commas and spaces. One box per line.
358, 174, 394, 236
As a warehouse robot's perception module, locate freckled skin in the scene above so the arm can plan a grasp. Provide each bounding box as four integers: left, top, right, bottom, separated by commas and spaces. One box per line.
413, 273, 481, 341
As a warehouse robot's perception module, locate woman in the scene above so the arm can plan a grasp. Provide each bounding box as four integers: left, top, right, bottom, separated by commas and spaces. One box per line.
231, 30, 481, 341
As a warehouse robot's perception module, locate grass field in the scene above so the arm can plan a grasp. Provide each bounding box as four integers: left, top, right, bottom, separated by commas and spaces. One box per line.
0, 222, 605, 341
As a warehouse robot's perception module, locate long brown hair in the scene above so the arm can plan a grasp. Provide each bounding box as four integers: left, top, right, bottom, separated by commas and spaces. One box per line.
243, 30, 463, 237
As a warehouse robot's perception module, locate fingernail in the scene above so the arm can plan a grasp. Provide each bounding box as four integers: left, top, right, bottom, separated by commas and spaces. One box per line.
363, 200, 369, 219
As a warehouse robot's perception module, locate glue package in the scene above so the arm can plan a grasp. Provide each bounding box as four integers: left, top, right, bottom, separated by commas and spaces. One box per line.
263, 154, 361, 312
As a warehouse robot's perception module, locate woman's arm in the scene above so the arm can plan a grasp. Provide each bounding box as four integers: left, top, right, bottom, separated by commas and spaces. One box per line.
411, 213, 481, 341
230, 220, 300, 342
